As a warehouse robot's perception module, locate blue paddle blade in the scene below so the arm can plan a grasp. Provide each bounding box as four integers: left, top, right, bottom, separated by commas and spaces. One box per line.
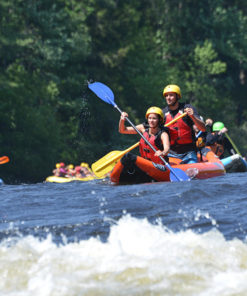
169, 168, 191, 182
88, 82, 115, 106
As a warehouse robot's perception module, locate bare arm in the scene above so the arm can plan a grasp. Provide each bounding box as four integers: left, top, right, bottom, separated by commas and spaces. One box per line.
218, 127, 228, 135
154, 132, 170, 157
205, 118, 213, 127
119, 112, 145, 134
184, 108, 206, 132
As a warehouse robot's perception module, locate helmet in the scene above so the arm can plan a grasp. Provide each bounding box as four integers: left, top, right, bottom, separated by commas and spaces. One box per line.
68, 164, 74, 169
163, 84, 181, 98
145, 107, 164, 123
60, 162, 65, 167
212, 121, 224, 131
80, 162, 89, 168
56, 163, 61, 169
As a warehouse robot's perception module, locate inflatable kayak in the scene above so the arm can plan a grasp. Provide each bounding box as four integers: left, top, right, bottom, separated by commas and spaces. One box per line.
110, 149, 225, 185
45, 175, 101, 183
221, 154, 247, 173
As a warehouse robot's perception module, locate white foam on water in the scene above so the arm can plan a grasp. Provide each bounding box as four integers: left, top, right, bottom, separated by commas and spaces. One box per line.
1, 215, 247, 296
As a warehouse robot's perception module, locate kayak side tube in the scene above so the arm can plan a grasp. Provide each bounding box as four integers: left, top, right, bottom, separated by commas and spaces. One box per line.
172, 149, 225, 180
110, 153, 170, 184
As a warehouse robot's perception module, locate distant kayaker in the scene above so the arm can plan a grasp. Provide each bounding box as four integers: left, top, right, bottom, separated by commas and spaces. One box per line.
162, 84, 206, 164
80, 162, 95, 177
65, 164, 76, 177
58, 162, 67, 177
119, 106, 170, 164
52, 163, 61, 176
53, 162, 67, 177
74, 163, 95, 178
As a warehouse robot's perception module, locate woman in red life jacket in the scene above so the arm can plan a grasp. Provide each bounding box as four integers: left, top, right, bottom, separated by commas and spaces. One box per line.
162, 84, 206, 164
119, 106, 170, 164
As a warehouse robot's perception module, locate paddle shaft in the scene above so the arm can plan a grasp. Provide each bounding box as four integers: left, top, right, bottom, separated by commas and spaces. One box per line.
196, 130, 202, 139
225, 133, 242, 156
115, 105, 183, 181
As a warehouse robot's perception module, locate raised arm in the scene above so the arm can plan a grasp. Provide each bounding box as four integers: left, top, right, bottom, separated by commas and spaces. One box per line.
119, 112, 145, 134
184, 107, 206, 132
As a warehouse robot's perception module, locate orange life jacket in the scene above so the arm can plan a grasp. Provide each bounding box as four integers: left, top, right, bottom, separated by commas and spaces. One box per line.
196, 136, 206, 148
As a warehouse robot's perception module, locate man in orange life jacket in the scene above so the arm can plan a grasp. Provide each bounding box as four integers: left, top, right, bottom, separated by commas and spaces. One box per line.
162, 84, 206, 164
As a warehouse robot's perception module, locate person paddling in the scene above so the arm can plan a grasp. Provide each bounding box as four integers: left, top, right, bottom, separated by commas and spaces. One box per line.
206, 121, 235, 158
119, 107, 170, 164
162, 84, 206, 164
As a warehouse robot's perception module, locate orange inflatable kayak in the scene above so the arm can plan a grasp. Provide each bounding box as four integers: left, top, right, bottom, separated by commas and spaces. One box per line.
110, 149, 225, 184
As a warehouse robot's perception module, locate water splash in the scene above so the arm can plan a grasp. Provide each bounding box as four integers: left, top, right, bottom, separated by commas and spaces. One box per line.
1, 215, 247, 295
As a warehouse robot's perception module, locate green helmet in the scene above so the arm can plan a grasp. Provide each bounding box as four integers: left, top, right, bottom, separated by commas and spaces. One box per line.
212, 121, 224, 131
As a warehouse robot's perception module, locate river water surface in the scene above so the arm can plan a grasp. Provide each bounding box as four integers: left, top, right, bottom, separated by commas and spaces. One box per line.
0, 172, 247, 295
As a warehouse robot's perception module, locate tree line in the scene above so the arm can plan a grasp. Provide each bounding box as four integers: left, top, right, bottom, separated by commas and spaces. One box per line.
0, 0, 246, 183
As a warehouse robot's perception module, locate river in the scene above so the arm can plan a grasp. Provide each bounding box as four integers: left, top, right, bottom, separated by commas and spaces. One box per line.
0, 172, 247, 295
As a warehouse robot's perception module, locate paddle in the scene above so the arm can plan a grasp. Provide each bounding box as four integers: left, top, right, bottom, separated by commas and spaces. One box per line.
91, 142, 139, 178
196, 130, 202, 139
225, 133, 242, 157
88, 82, 190, 182
0, 156, 9, 164
91, 112, 187, 177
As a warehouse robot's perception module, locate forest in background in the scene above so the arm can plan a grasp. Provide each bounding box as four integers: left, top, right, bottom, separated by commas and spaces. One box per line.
0, 0, 247, 183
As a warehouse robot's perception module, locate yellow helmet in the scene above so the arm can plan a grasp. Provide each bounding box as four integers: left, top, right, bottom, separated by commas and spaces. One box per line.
163, 84, 181, 98
145, 107, 164, 123
68, 164, 74, 169
80, 162, 89, 168
56, 163, 61, 169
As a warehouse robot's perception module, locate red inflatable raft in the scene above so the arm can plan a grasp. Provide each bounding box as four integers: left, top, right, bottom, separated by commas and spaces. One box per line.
110, 149, 225, 184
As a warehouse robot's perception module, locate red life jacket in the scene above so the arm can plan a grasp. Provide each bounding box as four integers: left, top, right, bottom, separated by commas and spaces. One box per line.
164, 111, 193, 146
139, 130, 164, 164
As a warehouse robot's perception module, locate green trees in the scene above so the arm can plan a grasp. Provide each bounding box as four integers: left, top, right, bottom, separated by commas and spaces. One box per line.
0, 0, 246, 182
0, 0, 91, 182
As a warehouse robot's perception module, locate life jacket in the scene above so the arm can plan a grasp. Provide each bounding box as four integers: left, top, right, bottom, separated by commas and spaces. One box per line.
195, 131, 207, 148
209, 132, 224, 157
196, 136, 206, 148
164, 110, 194, 146
139, 129, 165, 165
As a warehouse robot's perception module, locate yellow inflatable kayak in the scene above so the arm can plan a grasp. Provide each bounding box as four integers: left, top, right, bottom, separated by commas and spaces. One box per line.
45, 175, 102, 183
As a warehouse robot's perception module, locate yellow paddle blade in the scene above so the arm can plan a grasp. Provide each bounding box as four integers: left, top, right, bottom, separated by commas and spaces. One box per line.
92, 142, 140, 177
92, 150, 123, 178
